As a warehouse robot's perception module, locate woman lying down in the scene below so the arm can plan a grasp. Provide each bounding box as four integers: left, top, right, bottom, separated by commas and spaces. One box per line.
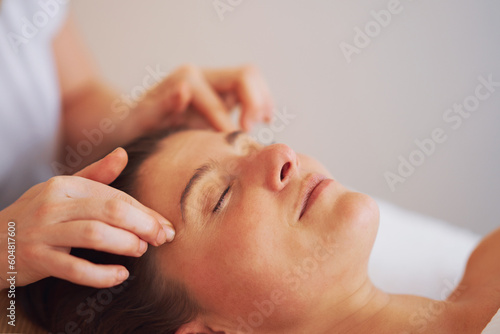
20, 129, 500, 333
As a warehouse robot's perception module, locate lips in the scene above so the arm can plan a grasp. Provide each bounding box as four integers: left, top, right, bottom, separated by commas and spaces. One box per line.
298, 173, 328, 220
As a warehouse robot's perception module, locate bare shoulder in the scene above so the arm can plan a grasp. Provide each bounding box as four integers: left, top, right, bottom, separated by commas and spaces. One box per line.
461, 227, 500, 293
447, 227, 500, 332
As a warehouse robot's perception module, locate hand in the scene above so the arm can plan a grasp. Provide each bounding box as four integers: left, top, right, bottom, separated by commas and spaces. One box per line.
130, 64, 274, 133
0, 148, 175, 289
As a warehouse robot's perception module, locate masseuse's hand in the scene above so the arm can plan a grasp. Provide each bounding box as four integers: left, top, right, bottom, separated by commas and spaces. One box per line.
130, 64, 274, 133
0, 148, 174, 290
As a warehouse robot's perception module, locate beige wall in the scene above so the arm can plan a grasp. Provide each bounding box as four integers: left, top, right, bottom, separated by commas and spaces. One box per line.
72, 0, 500, 235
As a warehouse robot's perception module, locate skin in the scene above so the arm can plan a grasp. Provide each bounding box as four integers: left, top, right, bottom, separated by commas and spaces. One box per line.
0, 148, 173, 289
0, 9, 273, 289
55, 14, 273, 173
137, 129, 378, 328
136, 130, 500, 333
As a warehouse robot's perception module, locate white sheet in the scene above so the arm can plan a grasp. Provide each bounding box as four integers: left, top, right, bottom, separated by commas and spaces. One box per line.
482, 308, 500, 334
368, 199, 481, 299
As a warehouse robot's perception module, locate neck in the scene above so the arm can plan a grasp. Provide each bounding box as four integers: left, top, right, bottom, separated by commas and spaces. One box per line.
288, 278, 453, 334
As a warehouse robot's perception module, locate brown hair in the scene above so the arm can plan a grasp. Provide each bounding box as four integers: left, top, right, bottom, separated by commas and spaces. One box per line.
18, 127, 200, 333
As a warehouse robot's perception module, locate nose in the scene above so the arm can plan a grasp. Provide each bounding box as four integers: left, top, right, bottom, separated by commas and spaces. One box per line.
251, 143, 298, 192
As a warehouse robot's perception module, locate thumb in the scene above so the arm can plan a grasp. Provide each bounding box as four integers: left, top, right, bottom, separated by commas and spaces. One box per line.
74, 148, 128, 184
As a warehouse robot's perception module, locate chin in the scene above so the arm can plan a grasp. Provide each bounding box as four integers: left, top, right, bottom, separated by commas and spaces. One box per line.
341, 191, 378, 225
325, 190, 380, 246
351, 192, 379, 225
338, 191, 380, 257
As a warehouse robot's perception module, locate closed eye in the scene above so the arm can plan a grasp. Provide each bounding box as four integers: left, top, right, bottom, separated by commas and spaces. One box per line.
213, 184, 231, 213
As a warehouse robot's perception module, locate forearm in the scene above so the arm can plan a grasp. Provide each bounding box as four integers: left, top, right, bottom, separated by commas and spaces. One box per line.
59, 79, 143, 173
53, 14, 145, 173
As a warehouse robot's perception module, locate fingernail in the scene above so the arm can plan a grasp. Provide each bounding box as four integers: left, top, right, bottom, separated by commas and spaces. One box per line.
118, 269, 129, 282
138, 240, 147, 254
163, 225, 175, 242
156, 228, 167, 245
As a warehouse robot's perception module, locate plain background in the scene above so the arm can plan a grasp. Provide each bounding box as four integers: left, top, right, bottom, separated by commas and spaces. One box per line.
71, 0, 499, 235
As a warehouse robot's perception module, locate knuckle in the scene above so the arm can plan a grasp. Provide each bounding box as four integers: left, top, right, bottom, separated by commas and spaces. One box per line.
170, 81, 191, 104
176, 63, 198, 78
43, 176, 65, 193
66, 261, 84, 282
240, 64, 258, 79
104, 198, 124, 222
142, 218, 158, 238
174, 81, 190, 97
82, 221, 104, 245
131, 237, 144, 255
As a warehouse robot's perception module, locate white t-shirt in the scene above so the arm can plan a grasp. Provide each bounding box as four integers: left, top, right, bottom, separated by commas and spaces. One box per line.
0, 0, 68, 209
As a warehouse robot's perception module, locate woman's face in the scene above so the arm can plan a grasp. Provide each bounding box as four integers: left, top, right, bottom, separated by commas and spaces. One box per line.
137, 130, 379, 331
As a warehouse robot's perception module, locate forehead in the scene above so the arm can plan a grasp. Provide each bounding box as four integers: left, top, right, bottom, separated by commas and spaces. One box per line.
136, 130, 228, 228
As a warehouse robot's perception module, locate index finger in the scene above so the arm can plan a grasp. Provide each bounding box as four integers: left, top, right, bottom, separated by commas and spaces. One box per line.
203, 66, 274, 131
66, 176, 175, 244
190, 77, 237, 132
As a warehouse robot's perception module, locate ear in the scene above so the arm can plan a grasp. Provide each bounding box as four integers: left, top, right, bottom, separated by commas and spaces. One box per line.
175, 317, 224, 334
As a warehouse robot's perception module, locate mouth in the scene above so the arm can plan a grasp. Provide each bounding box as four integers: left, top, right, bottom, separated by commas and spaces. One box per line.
298, 173, 331, 220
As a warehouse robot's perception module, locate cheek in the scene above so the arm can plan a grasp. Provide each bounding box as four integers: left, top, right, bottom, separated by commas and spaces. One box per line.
297, 153, 332, 177
324, 192, 379, 271
186, 203, 289, 317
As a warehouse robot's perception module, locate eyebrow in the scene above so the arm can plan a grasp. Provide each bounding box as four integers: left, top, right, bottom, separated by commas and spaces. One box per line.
179, 131, 243, 222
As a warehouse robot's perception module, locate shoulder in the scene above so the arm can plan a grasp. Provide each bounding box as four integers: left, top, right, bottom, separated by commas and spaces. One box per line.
446, 227, 500, 332
460, 227, 500, 298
